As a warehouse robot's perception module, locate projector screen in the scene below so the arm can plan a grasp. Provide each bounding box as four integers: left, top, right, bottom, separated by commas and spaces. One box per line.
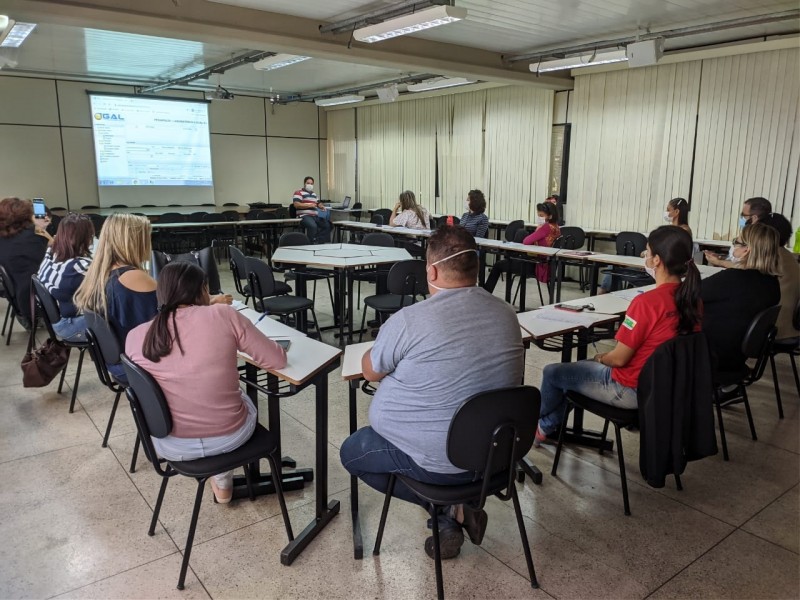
88, 93, 215, 207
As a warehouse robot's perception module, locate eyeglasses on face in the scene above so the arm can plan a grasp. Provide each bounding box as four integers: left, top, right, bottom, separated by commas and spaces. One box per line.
732, 239, 748, 247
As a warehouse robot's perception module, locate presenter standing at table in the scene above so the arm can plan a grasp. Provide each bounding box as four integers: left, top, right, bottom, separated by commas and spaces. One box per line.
293, 176, 331, 243
340, 226, 524, 561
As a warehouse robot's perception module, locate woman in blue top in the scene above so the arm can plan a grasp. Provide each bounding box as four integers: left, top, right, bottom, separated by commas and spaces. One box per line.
37, 213, 95, 342
459, 189, 489, 238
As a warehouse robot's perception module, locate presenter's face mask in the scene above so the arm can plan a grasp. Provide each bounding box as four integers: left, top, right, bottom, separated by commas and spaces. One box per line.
305, 184, 314, 192
426, 249, 478, 291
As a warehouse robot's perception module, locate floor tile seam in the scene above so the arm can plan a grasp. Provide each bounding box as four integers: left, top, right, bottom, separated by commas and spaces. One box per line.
43, 549, 183, 600
643, 528, 739, 599
0, 437, 107, 466
735, 525, 800, 556
737, 483, 800, 556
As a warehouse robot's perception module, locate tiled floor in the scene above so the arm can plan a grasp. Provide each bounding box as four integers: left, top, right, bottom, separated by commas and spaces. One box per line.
1, 263, 797, 599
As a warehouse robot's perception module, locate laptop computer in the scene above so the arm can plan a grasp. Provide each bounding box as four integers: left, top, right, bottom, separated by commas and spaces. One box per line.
327, 195, 352, 210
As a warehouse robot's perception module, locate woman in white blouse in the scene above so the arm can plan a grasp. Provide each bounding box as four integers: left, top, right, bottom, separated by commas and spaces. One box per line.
390, 190, 431, 230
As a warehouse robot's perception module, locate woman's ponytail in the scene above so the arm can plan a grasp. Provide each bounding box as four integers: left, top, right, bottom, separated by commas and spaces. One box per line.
675, 259, 702, 334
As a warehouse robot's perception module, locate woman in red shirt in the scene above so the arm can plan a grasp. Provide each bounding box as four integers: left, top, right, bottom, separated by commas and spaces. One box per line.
535, 225, 702, 444
483, 202, 561, 293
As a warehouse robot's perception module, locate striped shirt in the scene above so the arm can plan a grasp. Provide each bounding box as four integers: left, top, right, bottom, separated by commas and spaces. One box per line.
292, 188, 319, 217
37, 248, 92, 318
460, 212, 489, 238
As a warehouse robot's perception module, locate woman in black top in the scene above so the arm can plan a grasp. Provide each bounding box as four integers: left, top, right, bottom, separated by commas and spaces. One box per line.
701, 222, 781, 373
0, 197, 52, 328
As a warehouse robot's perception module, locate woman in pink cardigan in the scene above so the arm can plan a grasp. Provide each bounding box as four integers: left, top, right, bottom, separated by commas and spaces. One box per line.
483, 202, 561, 293
126, 261, 287, 504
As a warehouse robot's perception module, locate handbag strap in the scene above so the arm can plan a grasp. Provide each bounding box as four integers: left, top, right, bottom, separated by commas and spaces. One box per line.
26, 284, 36, 354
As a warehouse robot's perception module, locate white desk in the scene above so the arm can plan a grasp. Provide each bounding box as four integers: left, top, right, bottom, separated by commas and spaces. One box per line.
235, 311, 342, 566
151, 218, 300, 230
271, 244, 413, 345
586, 254, 723, 294
334, 220, 433, 242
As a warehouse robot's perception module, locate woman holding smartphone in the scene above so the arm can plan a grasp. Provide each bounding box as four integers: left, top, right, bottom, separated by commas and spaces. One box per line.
125, 261, 287, 503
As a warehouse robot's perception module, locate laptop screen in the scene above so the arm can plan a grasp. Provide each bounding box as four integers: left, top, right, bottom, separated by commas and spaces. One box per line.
342, 196, 351, 208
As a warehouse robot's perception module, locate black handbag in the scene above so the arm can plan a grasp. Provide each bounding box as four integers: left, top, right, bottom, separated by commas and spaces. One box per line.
20, 293, 69, 387
150, 247, 222, 294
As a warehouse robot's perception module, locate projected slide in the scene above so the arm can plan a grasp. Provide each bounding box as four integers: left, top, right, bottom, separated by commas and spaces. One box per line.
89, 95, 213, 187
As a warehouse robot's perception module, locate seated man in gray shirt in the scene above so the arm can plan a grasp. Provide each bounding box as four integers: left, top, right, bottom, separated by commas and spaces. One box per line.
340, 225, 525, 560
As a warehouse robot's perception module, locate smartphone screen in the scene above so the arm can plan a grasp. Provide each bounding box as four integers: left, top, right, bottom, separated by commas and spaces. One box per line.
276, 339, 291, 350
32, 198, 47, 218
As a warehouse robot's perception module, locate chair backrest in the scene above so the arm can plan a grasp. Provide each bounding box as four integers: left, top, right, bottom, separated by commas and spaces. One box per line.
31, 276, 61, 339
121, 354, 174, 472
512, 228, 528, 244
81, 205, 99, 209
793, 298, 800, 332
245, 256, 276, 299
201, 213, 226, 222
447, 386, 540, 504
372, 208, 393, 225
246, 209, 264, 220
221, 210, 240, 221
351, 202, 363, 221
370, 214, 384, 226
555, 226, 586, 250
228, 245, 248, 283
0, 265, 16, 308
386, 260, 428, 297
742, 305, 781, 382
158, 212, 186, 223
188, 211, 209, 222
279, 232, 312, 247
616, 232, 647, 257
362, 232, 395, 247
109, 204, 128, 208
505, 220, 525, 242
84, 309, 123, 388
86, 214, 106, 235
273, 207, 289, 219
288, 204, 298, 218
222, 203, 239, 207
150, 248, 222, 295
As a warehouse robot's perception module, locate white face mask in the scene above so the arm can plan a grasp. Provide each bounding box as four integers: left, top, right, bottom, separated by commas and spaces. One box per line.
644, 253, 656, 279
426, 249, 479, 291
726, 246, 736, 262
536, 216, 546, 225
305, 184, 314, 193
663, 211, 672, 223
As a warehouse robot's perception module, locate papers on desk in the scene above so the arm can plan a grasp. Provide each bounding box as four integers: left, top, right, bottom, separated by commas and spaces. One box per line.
231, 299, 248, 311
527, 308, 605, 328
612, 288, 647, 301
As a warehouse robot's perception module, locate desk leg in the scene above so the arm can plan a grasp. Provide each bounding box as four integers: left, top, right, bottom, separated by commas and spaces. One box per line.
478, 250, 487, 287
349, 380, 363, 559
504, 252, 514, 305
519, 268, 527, 312
590, 263, 600, 296
281, 371, 341, 565
231, 366, 310, 500
555, 258, 564, 304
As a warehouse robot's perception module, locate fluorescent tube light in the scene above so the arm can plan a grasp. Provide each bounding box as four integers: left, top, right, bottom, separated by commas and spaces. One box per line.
354, 5, 467, 43
0, 20, 35, 48
530, 49, 628, 73
253, 54, 311, 71
407, 76, 476, 92
314, 95, 365, 107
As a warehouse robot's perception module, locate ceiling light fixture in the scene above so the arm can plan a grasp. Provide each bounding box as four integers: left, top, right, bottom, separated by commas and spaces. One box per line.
407, 76, 476, 92
531, 49, 628, 73
253, 54, 311, 71
354, 5, 467, 43
314, 94, 365, 107
0, 18, 35, 48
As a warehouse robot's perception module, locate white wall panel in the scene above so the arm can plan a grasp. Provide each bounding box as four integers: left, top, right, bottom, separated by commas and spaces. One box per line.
0, 125, 66, 205
266, 101, 318, 138
267, 137, 321, 204
210, 134, 269, 205
62, 127, 99, 208
0, 77, 59, 126
326, 108, 357, 203
209, 95, 265, 136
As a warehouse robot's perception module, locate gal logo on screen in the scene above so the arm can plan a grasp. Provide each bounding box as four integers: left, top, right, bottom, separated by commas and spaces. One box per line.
94, 113, 125, 120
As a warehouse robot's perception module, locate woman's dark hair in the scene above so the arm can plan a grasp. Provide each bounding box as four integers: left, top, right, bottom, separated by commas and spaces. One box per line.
647, 225, 701, 335
303, 176, 314, 185
758, 212, 792, 246
668, 197, 689, 226
535, 202, 559, 224
467, 189, 486, 214
0, 197, 34, 238
142, 262, 207, 362
52, 213, 95, 261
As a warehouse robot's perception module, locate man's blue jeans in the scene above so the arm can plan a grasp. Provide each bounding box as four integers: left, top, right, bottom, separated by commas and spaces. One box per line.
538, 360, 638, 435
300, 213, 331, 243
340, 426, 476, 516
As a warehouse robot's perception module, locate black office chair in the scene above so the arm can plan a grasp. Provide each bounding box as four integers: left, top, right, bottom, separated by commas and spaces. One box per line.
120, 355, 294, 591
150, 248, 223, 295
188, 211, 209, 222
246, 257, 322, 338
358, 260, 427, 342
552, 334, 716, 515
768, 299, 800, 419
507, 228, 546, 307
712, 305, 781, 461
84, 310, 141, 472
373, 385, 541, 600
222, 202, 240, 207
555, 226, 588, 289
85, 213, 106, 236
351, 202, 363, 222
31, 276, 89, 413
350, 232, 396, 303
157, 212, 186, 223
109, 204, 128, 208
504, 220, 525, 242
201, 213, 237, 262
229, 246, 253, 305
81, 205, 100, 209
602, 231, 651, 291
0, 265, 20, 344
277, 232, 334, 306
372, 208, 393, 226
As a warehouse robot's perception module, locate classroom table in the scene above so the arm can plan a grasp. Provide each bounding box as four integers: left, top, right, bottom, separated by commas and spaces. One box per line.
151, 218, 300, 256
271, 243, 412, 345
333, 220, 433, 244
586, 253, 724, 295
235, 306, 343, 565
